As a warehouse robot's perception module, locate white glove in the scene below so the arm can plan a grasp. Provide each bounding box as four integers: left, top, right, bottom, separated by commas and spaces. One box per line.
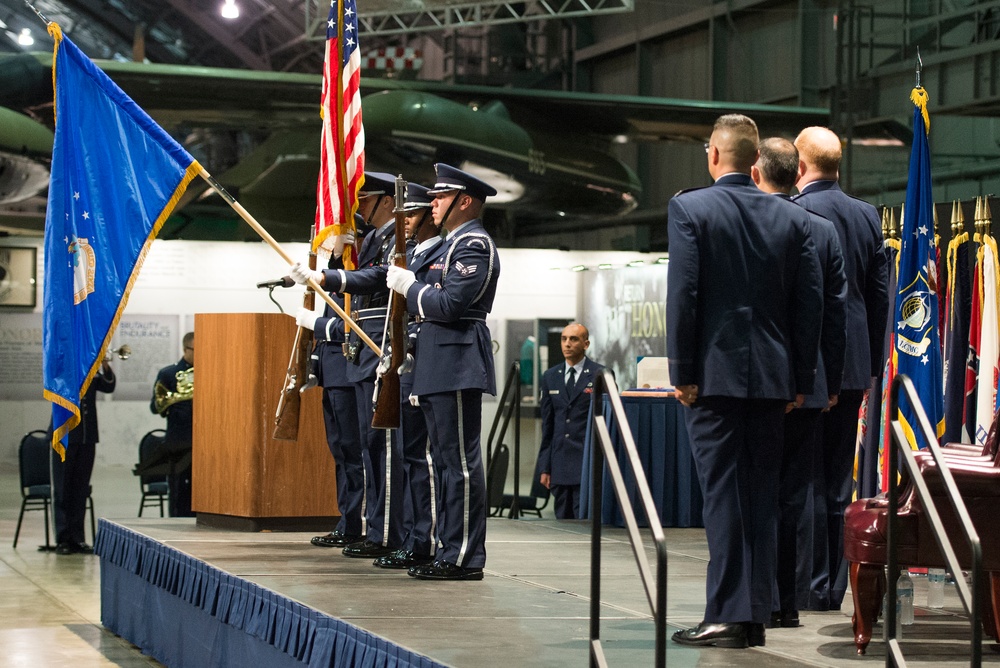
295, 305, 323, 331
289, 261, 323, 286
332, 231, 356, 258
386, 265, 416, 295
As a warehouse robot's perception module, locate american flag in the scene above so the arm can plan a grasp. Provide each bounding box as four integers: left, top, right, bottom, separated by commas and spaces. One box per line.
314, 0, 365, 259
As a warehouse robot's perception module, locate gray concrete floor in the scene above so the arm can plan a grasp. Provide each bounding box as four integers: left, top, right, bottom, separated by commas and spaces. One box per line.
2, 462, 997, 666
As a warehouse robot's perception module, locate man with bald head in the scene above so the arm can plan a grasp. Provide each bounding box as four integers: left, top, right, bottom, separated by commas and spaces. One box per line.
753, 137, 847, 627
537, 322, 604, 519
668, 115, 823, 648
794, 126, 888, 613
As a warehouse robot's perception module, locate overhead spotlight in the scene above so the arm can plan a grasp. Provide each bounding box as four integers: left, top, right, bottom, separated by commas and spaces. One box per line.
220, 0, 240, 19
17, 28, 34, 46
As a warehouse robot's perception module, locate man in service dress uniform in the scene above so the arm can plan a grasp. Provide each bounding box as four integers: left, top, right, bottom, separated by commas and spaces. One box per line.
752, 137, 847, 627
385, 163, 500, 581
299, 216, 369, 549
537, 323, 603, 519
667, 115, 823, 648
293, 172, 406, 559
793, 126, 888, 612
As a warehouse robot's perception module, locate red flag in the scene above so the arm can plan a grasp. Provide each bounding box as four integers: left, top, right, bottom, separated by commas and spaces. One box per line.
314, 0, 364, 261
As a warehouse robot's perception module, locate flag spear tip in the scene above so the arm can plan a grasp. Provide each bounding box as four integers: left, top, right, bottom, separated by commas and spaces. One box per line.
915, 47, 922, 89
23, 0, 51, 25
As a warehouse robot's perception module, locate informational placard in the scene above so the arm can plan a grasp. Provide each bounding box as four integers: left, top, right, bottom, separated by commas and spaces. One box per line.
108, 315, 182, 400
0, 313, 43, 400
579, 265, 667, 391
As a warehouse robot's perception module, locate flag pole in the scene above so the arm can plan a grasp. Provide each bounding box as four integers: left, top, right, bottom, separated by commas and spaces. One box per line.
197, 166, 381, 356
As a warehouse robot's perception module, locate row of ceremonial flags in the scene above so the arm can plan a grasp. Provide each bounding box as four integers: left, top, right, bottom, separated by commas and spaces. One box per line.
40, 3, 363, 457
855, 84, 1000, 494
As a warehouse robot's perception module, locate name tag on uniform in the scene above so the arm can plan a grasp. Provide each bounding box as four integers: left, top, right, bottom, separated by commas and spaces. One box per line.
549, 390, 560, 395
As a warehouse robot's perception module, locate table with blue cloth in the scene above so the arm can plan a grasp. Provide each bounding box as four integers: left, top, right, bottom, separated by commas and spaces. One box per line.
580, 392, 703, 528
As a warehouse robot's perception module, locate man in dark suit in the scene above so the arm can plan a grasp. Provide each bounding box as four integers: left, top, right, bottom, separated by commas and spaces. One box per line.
54, 360, 115, 554
386, 163, 500, 581
292, 172, 406, 560
538, 322, 603, 519
752, 137, 848, 627
794, 126, 889, 612
667, 114, 823, 648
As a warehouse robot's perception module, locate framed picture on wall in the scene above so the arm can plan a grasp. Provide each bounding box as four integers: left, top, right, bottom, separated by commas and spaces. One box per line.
0, 246, 37, 308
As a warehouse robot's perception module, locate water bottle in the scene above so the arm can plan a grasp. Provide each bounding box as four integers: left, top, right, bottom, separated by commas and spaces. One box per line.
927, 568, 946, 608
897, 569, 914, 625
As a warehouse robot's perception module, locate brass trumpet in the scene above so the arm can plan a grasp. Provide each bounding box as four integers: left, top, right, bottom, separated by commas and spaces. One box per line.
105, 344, 132, 362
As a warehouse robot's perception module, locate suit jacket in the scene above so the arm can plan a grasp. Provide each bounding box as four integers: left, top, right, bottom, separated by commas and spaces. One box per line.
537, 357, 603, 486
404, 220, 500, 396
794, 180, 889, 390
784, 195, 848, 409
667, 173, 823, 400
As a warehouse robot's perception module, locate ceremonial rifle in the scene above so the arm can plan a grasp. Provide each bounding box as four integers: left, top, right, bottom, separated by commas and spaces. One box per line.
273, 247, 319, 441
372, 175, 407, 429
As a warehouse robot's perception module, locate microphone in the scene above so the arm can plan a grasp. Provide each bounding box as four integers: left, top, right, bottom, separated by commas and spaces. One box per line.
256, 276, 295, 289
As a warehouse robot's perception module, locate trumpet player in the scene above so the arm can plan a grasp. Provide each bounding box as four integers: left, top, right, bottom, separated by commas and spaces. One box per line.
150, 331, 195, 517
53, 358, 115, 555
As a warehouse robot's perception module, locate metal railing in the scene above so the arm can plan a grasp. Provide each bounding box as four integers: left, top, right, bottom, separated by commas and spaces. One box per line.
485, 361, 524, 518
886, 374, 982, 667
588, 369, 666, 668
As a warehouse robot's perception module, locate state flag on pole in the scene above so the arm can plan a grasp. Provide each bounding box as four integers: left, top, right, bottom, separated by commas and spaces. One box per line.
42, 24, 199, 458
942, 204, 973, 444
892, 87, 944, 446
314, 0, 365, 261
975, 208, 1000, 444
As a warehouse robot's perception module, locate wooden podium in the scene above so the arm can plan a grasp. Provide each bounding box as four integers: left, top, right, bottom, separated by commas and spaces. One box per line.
192, 313, 338, 531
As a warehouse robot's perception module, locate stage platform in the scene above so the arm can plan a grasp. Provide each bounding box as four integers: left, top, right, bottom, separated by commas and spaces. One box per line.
95, 516, 997, 667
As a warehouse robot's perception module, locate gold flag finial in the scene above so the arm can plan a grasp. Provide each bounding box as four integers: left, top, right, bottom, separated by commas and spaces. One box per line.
881, 206, 889, 238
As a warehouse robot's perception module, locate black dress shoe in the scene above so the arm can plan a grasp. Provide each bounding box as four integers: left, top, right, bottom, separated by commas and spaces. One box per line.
745, 622, 766, 647
311, 532, 361, 548
373, 550, 435, 569
671, 622, 748, 648
342, 539, 395, 558
769, 610, 798, 628
55, 542, 92, 555
410, 559, 484, 581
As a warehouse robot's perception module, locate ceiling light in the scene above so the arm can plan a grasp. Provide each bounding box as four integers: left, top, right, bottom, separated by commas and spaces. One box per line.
627, 260, 645, 267
571, 265, 587, 272
598, 263, 613, 270
17, 28, 33, 46
220, 0, 240, 19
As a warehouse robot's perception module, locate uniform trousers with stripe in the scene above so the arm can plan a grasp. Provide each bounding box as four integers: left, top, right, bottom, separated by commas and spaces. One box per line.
420, 389, 487, 568
354, 379, 406, 548
322, 385, 366, 537
400, 371, 437, 556
685, 396, 785, 624
52, 441, 95, 545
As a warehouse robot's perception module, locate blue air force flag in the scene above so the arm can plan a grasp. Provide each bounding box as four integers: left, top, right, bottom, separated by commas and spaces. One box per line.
42, 24, 200, 457
893, 87, 944, 445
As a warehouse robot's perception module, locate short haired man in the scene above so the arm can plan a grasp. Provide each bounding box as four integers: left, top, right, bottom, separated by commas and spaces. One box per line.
668, 115, 823, 648
753, 137, 847, 627
793, 126, 888, 612
537, 323, 603, 519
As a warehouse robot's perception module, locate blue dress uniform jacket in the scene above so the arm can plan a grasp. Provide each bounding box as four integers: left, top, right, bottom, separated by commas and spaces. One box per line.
666, 172, 824, 626
537, 357, 603, 486
403, 220, 500, 396
794, 180, 889, 390
786, 198, 848, 410
667, 174, 824, 399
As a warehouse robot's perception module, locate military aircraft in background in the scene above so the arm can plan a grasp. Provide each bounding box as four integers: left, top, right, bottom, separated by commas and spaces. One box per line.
0, 52, 829, 242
